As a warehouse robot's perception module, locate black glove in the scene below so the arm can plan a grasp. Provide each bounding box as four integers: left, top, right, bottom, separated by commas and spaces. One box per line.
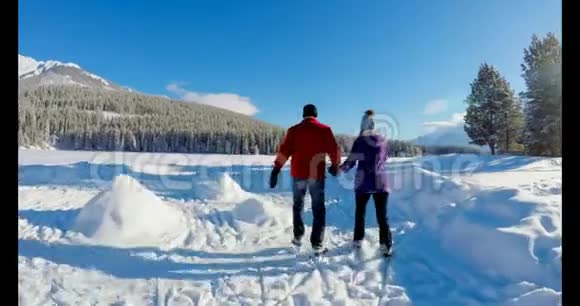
328, 165, 339, 177
269, 167, 281, 188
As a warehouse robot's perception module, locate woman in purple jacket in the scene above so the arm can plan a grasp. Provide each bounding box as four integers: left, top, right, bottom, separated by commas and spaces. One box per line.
340, 110, 392, 256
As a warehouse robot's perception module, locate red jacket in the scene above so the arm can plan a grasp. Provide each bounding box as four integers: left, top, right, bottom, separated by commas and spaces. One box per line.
274, 117, 341, 180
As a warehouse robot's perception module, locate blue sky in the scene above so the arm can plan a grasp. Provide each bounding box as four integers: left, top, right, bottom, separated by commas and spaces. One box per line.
18, 0, 561, 139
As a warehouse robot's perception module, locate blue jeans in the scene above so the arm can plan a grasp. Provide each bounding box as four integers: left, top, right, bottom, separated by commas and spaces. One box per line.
292, 178, 325, 248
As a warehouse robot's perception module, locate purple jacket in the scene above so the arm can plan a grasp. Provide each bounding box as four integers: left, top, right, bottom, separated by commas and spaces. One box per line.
340, 134, 389, 193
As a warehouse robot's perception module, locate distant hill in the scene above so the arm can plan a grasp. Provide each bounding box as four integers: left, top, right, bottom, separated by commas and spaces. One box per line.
18, 85, 363, 154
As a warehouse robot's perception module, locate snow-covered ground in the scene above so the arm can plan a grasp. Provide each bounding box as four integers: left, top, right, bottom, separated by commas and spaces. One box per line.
18, 150, 561, 306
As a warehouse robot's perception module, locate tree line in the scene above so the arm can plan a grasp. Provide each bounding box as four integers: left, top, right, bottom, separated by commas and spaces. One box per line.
464, 33, 561, 156
18, 86, 286, 154
18, 86, 431, 156
19, 85, 484, 157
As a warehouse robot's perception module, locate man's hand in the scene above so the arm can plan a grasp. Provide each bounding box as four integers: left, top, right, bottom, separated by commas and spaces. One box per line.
270, 167, 281, 188
328, 164, 339, 177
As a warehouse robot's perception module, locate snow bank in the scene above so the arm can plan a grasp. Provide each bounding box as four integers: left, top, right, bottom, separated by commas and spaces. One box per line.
72, 175, 186, 247
381, 159, 561, 299
437, 169, 561, 292
387, 165, 471, 230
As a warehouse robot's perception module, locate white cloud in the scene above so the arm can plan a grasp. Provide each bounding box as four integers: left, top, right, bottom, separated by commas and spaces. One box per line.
423, 99, 448, 115
423, 112, 465, 133
166, 83, 258, 116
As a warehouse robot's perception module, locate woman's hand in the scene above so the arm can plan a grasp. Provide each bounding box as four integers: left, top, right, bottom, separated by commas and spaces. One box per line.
339, 162, 351, 173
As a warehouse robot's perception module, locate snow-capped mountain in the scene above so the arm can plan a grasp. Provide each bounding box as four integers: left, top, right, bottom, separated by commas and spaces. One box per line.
412, 125, 472, 147
410, 112, 487, 149
18, 54, 126, 91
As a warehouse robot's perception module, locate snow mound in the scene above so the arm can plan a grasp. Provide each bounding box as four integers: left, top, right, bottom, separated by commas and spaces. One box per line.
72, 175, 186, 247
217, 173, 248, 201
196, 173, 286, 227
194, 173, 250, 202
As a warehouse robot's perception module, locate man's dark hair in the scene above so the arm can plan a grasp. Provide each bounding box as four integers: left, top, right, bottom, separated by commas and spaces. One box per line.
303, 104, 318, 118
365, 109, 375, 116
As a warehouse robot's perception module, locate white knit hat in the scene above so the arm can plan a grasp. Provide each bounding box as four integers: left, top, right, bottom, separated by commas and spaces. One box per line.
360, 111, 375, 135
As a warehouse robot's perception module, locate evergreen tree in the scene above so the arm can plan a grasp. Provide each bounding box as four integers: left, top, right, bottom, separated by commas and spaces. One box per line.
498, 96, 525, 153
521, 33, 562, 156
464, 63, 522, 155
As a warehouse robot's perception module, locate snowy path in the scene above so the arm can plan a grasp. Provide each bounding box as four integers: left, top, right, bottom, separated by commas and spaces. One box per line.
18, 150, 561, 306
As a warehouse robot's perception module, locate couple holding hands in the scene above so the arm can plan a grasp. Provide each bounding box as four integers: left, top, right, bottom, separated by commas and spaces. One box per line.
269, 104, 392, 257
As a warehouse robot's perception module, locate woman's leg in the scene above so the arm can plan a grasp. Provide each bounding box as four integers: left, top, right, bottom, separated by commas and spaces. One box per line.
354, 192, 371, 242
373, 192, 392, 247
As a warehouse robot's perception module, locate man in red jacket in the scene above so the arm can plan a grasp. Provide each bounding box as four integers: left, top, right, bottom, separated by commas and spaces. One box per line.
269, 104, 341, 254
